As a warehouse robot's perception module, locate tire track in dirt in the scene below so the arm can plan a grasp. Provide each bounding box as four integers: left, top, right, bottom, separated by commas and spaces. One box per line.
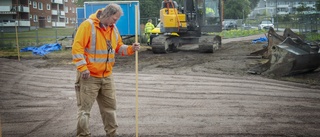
1, 58, 320, 136
111, 73, 320, 136
0, 58, 76, 137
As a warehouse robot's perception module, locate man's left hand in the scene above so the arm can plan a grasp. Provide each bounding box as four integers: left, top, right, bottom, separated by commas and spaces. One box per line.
132, 43, 140, 51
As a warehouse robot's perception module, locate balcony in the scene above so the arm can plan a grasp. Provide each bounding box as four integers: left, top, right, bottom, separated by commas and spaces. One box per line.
277, 11, 289, 15
292, 4, 300, 8
277, 5, 289, 8
17, 5, 30, 12
51, 0, 63, 4
306, 4, 315, 8
52, 21, 66, 27
0, 20, 15, 27
19, 20, 30, 26
0, 6, 11, 11
60, 11, 65, 16
52, 10, 58, 15
0, 20, 30, 27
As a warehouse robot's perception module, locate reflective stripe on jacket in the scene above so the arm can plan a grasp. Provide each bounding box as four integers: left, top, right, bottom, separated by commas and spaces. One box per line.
72, 9, 135, 78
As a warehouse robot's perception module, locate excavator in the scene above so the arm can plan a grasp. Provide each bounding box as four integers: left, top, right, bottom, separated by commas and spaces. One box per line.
151, 0, 223, 53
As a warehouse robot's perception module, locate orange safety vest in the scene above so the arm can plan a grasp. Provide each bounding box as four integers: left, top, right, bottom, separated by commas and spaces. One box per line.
72, 9, 135, 78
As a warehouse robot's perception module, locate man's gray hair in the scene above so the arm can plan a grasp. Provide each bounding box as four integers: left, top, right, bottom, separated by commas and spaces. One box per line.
101, 3, 124, 19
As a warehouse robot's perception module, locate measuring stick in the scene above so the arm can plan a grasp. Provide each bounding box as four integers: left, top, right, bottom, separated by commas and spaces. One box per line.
134, 5, 139, 137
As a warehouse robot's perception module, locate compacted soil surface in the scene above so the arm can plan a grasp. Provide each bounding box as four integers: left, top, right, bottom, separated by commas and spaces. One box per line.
1, 34, 320, 137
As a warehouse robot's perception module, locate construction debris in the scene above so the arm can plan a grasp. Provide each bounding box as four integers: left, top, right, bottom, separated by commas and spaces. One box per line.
248, 27, 320, 76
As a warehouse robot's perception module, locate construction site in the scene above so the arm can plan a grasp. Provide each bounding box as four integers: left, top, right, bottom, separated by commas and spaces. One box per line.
0, 31, 320, 136
1, 0, 320, 136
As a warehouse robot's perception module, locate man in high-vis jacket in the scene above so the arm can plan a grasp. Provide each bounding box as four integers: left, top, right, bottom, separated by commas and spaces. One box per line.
206, 7, 215, 17
144, 19, 155, 45
72, 3, 140, 137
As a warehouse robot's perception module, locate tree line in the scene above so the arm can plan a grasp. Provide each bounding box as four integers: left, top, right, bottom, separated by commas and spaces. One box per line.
75, 0, 319, 20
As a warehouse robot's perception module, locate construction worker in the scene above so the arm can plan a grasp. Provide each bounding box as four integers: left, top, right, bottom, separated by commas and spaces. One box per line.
144, 19, 155, 45
72, 3, 140, 137
206, 7, 215, 17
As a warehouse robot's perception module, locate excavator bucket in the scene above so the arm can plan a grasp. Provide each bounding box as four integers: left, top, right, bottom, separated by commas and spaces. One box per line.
248, 27, 320, 76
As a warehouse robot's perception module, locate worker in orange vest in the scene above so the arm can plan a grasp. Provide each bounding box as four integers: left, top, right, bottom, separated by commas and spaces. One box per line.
72, 3, 140, 137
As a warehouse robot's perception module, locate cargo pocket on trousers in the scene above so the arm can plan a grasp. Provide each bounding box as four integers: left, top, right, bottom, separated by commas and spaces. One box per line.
75, 71, 81, 106
75, 84, 81, 106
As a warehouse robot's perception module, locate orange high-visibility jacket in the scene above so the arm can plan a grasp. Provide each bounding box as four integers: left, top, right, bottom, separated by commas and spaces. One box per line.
72, 9, 135, 78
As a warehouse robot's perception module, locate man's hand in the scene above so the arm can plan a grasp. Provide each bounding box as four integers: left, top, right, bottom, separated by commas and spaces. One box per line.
132, 43, 140, 51
81, 70, 90, 79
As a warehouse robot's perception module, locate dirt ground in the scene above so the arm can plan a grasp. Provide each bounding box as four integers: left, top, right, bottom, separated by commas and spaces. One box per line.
0, 34, 320, 137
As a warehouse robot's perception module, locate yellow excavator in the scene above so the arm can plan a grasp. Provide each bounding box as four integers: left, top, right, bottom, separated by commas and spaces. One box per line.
151, 0, 223, 53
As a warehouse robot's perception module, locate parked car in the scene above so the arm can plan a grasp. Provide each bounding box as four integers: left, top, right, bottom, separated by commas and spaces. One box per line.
258, 20, 274, 30
222, 20, 237, 30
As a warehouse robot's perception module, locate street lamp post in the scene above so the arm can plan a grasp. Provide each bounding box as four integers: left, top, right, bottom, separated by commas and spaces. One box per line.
243, 9, 244, 26
264, 0, 267, 16
276, 0, 278, 31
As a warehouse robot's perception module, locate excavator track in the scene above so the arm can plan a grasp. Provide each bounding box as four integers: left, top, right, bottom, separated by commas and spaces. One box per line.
152, 35, 178, 54
151, 35, 168, 54
152, 34, 222, 54
198, 35, 222, 53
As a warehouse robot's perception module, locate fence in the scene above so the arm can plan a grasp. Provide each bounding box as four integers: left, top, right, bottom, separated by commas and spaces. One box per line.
1, 14, 318, 50
0, 19, 76, 50
247, 13, 320, 33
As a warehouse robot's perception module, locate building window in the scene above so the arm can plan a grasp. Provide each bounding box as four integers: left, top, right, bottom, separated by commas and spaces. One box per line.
29, 0, 32, 5
38, 2, 43, 10
72, 0, 74, 3
65, 0, 68, 2
33, 15, 38, 22
65, 6, 68, 13
29, 14, 32, 19
72, 7, 75, 13
66, 18, 69, 24
47, 4, 50, 10
269, 2, 274, 6
33, 1, 37, 9
47, 16, 51, 22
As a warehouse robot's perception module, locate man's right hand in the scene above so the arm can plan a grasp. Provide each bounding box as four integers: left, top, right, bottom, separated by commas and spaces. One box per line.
81, 70, 90, 79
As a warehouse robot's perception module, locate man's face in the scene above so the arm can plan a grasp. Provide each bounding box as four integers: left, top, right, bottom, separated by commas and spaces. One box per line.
101, 11, 121, 26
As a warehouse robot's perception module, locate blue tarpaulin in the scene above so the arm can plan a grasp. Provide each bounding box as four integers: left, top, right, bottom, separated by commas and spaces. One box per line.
252, 37, 268, 44
20, 43, 62, 56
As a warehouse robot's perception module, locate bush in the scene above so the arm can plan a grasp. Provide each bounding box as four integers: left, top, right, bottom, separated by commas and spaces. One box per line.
218, 29, 266, 39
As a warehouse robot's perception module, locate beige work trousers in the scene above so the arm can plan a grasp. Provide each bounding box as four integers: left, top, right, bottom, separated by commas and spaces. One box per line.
76, 74, 118, 137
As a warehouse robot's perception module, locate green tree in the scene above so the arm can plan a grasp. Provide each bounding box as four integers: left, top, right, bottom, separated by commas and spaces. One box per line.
296, 2, 308, 13
316, 0, 320, 11
224, 0, 251, 19
248, 0, 260, 10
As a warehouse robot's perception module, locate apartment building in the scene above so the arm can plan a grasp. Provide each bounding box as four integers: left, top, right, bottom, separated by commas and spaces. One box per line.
0, 0, 77, 32
249, 0, 318, 18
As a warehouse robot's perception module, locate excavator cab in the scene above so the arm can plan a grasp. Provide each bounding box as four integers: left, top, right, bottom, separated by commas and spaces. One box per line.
198, 0, 222, 29
152, 0, 223, 53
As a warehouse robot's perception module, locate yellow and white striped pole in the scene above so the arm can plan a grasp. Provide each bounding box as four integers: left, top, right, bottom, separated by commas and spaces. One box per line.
15, 21, 20, 61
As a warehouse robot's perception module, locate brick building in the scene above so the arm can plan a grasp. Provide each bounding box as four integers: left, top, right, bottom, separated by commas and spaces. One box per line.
0, 0, 77, 32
